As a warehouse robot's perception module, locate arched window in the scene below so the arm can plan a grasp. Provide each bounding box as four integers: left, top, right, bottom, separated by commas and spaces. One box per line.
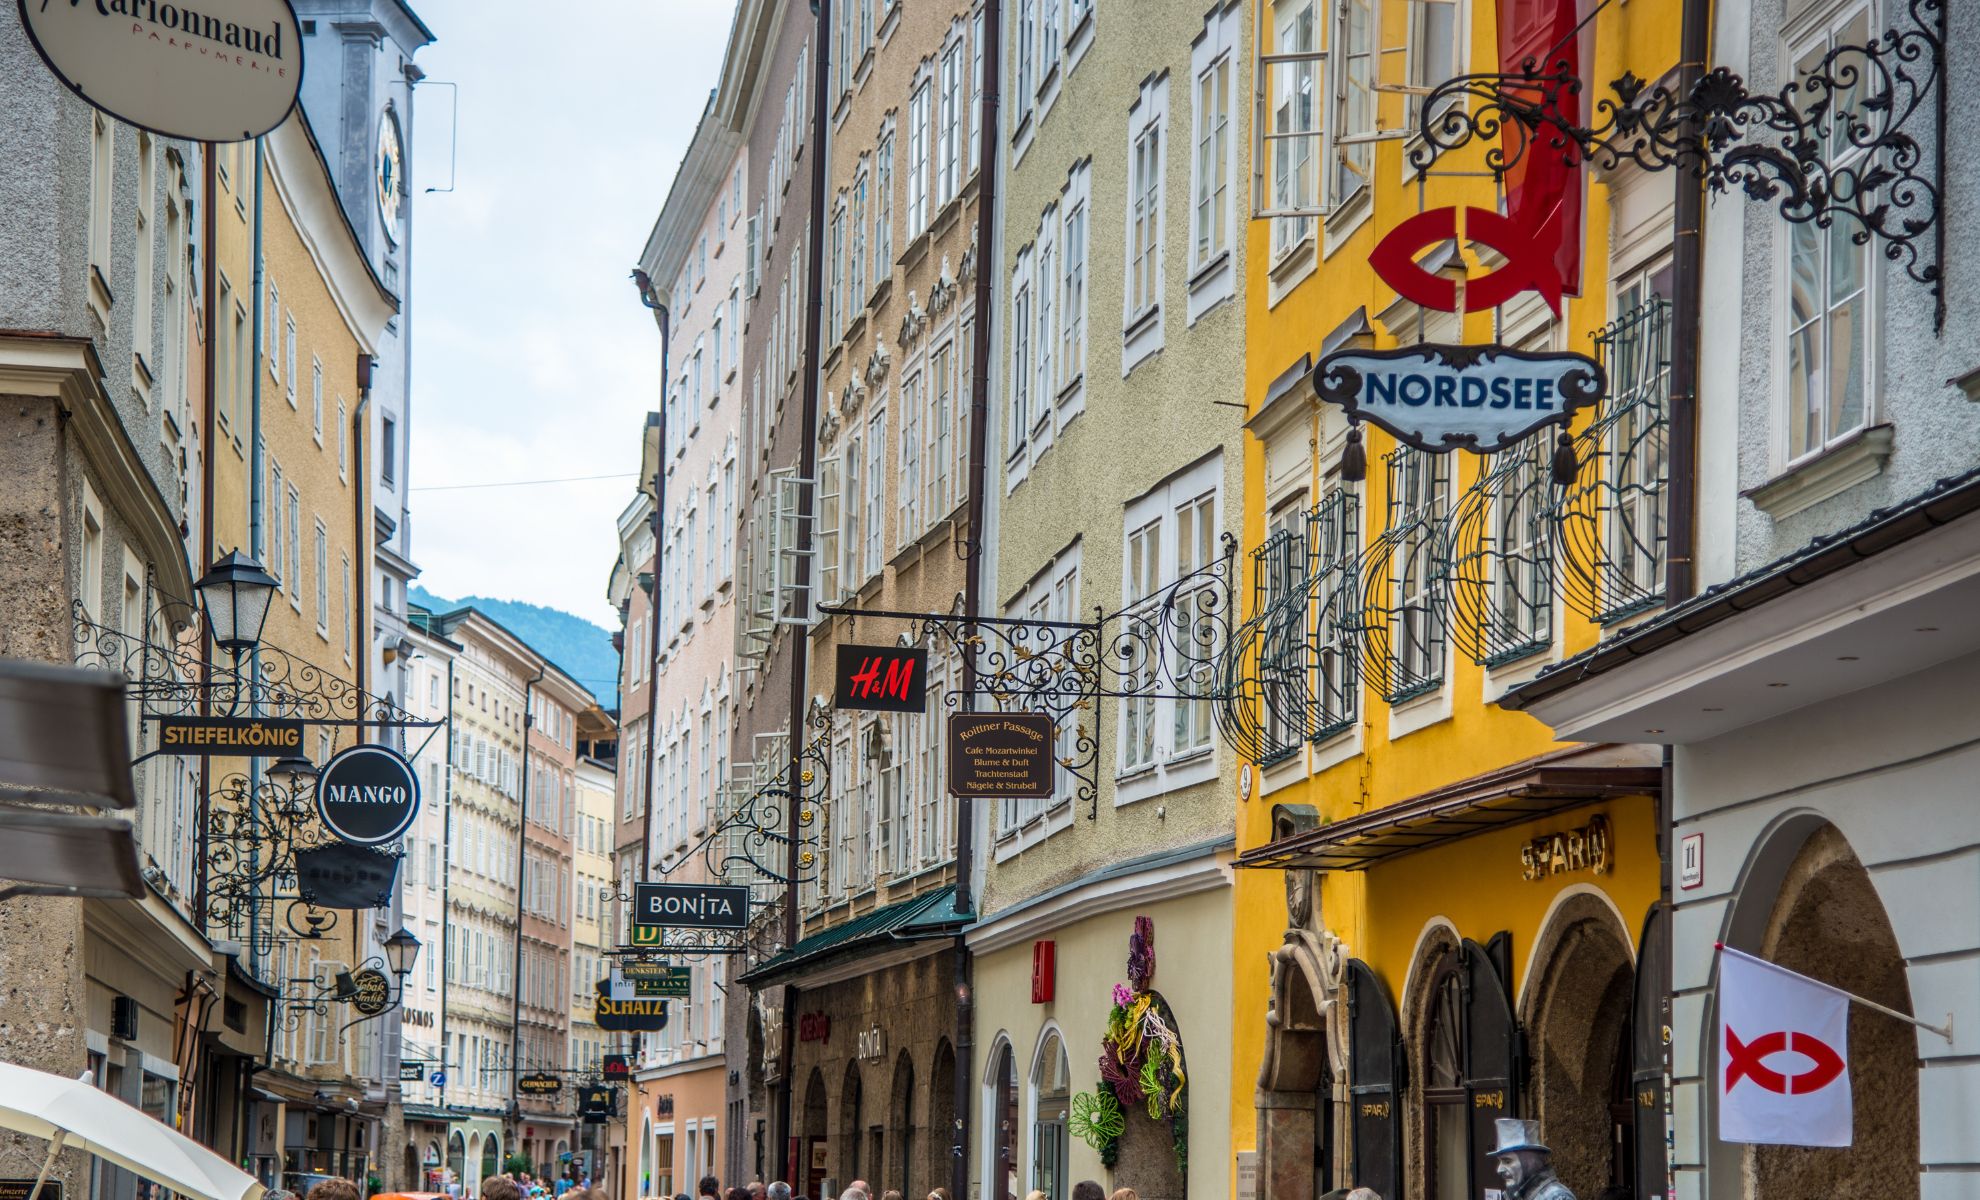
989, 1042, 1018, 1200
1030, 1031, 1071, 1199
1424, 952, 1466, 1200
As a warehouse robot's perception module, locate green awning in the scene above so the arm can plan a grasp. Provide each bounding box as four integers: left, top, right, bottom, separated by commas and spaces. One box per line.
739, 885, 965, 985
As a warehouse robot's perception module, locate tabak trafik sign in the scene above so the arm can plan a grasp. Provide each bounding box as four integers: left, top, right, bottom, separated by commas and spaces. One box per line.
18, 0, 304, 142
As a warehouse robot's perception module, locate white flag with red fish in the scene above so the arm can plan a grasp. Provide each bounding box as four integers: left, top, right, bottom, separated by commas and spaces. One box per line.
1718, 945, 1852, 1146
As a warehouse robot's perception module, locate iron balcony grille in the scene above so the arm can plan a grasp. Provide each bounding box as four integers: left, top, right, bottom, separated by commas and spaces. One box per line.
1445, 433, 1555, 668
1305, 488, 1361, 742
1355, 447, 1450, 703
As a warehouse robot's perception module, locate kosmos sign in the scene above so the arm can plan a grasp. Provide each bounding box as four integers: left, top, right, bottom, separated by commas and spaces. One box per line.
18, 0, 303, 142
315, 744, 420, 846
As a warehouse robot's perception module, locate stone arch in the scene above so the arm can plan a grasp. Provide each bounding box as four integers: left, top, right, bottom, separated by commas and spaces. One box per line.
801, 1067, 829, 1196
1398, 919, 1463, 1200
1112, 995, 1188, 1200
981, 1032, 1018, 1200
403, 1142, 419, 1190
1717, 819, 1919, 1200
447, 1131, 465, 1190
1254, 930, 1347, 1196
1521, 888, 1637, 1198
840, 1058, 866, 1186
888, 1048, 917, 1198
927, 1037, 957, 1190
1029, 1023, 1073, 1198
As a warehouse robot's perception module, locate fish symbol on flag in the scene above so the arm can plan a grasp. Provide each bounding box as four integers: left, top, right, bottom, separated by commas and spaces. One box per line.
1368, 206, 1568, 317
1717, 945, 1853, 1147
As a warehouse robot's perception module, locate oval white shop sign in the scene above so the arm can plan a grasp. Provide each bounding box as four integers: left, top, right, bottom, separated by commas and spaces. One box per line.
18, 0, 303, 142
1312, 342, 1607, 455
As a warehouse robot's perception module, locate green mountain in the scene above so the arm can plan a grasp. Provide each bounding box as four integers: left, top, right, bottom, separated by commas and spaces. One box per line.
410, 586, 620, 708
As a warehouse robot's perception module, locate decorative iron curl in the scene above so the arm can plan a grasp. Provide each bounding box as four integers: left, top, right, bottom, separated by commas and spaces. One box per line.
1409, 0, 1945, 324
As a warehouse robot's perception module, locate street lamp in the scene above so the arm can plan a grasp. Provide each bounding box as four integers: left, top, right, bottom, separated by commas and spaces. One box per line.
195, 550, 279, 655
267, 755, 317, 789
385, 926, 422, 979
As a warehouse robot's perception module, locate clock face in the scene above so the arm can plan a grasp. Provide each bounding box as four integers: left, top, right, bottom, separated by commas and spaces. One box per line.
376, 110, 404, 243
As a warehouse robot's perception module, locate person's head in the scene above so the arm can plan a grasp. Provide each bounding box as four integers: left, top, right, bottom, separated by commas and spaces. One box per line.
305, 1179, 362, 1200
1346, 1191, 1383, 1200
925, 1190, 951, 1200
765, 1186, 791, 1200
699, 1179, 721, 1200
748, 1187, 766, 1200
1109, 1190, 1139, 1200
880, 1193, 902, 1200
1496, 1150, 1548, 1192
727, 1191, 751, 1200
1025, 1192, 1048, 1200
1069, 1186, 1105, 1200
482, 1178, 523, 1200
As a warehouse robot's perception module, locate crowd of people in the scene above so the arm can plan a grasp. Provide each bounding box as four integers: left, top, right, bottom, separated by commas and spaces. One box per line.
639, 1178, 1159, 1200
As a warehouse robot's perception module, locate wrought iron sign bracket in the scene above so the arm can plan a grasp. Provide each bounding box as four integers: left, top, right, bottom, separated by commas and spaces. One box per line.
1410, 0, 1947, 327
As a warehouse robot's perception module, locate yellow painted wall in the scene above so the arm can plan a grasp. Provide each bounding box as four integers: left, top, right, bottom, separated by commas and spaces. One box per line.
1230, 0, 1683, 1182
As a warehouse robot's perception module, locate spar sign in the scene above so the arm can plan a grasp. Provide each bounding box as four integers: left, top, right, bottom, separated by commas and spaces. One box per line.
1312, 343, 1605, 456
18, 0, 304, 142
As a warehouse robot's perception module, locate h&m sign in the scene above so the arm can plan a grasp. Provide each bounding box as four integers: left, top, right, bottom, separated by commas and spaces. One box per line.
834, 644, 927, 713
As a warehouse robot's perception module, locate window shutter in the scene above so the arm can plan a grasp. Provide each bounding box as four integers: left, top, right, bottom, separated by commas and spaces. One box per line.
818, 452, 841, 604
1462, 935, 1521, 1176
1346, 958, 1401, 1200
745, 213, 761, 297
1632, 906, 1671, 1200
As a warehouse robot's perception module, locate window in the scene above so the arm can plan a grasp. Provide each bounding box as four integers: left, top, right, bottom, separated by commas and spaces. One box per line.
1015, 0, 1035, 118
314, 520, 329, 636
1191, 37, 1234, 273
1010, 261, 1033, 448
971, 8, 986, 162
265, 280, 278, 378
1126, 96, 1164, 320
1331, 0, 1375, 206
284, 314, 298, 405
1059, 169, 1089, 395
1031, 1032, 1071, 1199
88, 113, 114, 294
1784, 4, 1873, 463
851, 162, 869, 308
999, 543, 1079, 834
938, 37, 965, 205
898, 370, 921, 545
1425, 956, 1467, 1200
1035, 216, 1057, 414
1384, 447, 1448, 700
907, 80, 932, 235
269, 461, 286, 588
311, 360, 324, 440
1118, 458, 1222, 790
711, 311, 724, 385
133, 134, 155, 376
722, 458, 737, 578
864, 408, 887, 577
337, 399, 348, 477
79, 484, 104, 622
929, 339, 956, 519
829, 204, 847, 343
341, 554, 352, 658
1408, 0, 1462, 124
818, 451, 842, 603
874, 130, 895, 272
1265, 0, 1323, 256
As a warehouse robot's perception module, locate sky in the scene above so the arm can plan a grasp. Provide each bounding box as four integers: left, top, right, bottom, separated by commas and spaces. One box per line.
405, 0, 738, 627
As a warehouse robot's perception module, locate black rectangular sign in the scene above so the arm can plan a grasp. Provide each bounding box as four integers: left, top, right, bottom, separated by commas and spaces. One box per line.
518, 1073, 563, 1095
0, 1181, 64, 1200
948, 712, 1057, 799
601, 1054, 631, 1081
578, 1085, 617, 1116
833, 644, 927, 712
633, 882, 750, 931
156, 715, 304, 757
399, 1061, 427, 1083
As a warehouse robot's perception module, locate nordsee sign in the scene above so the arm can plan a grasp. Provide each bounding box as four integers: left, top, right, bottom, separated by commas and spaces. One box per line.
18, 0, 304, 143
315, 744, 419, 846
1312, 343, 1606, 454
633, 883, 749, 931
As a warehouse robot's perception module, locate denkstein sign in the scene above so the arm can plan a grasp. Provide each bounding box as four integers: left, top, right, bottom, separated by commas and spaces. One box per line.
18, 0, 303, 142
315, 744, 419, 846
1312, 343, 1606, 454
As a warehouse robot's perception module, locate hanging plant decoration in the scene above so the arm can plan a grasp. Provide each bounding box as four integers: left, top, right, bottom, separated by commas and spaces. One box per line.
1092, 916, 1190, 1174
1069, 1087, 1126, 1151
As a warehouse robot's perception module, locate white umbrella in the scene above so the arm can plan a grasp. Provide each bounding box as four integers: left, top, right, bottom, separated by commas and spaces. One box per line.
0, 1062, 266, 1200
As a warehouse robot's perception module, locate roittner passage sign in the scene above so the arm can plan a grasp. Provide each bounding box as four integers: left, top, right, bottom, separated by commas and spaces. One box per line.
633, 882, 750, 931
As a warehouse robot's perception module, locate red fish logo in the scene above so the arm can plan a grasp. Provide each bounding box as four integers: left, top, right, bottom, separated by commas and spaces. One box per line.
1724, 1026, 1847, 1095
1368, 206, 1567, 317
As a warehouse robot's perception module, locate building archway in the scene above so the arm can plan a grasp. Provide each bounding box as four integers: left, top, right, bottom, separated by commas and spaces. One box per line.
888, 1049, 916, 1198
927, 1038, 957, 1192
982, 1035, 1018, 1200
839, 1060, 865, 1187
1112, 998, 1188, 1200
448, 1132, 466, 1190
1521, 889, 1636, 1198
1253, 930, 1345, 1197
403, 1143, 419, 1190
1722, 820, 1919, 1199
801, 1068, 829, 1197
1399, 922, 1462, 1200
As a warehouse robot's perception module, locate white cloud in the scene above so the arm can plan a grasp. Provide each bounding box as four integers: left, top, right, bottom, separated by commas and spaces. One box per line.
406, 0, 735, 626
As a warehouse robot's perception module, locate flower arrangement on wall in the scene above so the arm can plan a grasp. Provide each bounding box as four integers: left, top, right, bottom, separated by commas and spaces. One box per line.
1068, 916, 1189, 1172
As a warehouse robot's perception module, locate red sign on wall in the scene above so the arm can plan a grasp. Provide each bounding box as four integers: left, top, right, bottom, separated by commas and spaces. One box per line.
834, 645, 928, 713
1031, 940, 1056, 1004
798, 1012, 832, 1044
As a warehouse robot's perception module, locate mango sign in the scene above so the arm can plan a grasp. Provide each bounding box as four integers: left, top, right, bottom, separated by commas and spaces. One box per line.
1312, 343, 1606, 455
18, 0, 304, 142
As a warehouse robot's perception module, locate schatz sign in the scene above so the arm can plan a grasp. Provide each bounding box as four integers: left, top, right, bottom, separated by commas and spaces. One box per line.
1312, 343, 1606, 455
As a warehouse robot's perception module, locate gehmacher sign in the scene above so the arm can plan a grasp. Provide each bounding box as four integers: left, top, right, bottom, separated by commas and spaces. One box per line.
17, 0, 304, 142
1312, 343, 1605, 455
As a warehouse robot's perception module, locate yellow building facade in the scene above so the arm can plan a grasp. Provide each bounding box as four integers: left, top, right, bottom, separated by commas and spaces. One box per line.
1230, 0, 1682, 1195
206, 110, 397, 1185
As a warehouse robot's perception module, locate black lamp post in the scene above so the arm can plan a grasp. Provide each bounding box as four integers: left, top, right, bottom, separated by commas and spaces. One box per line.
385, 926, 422, 980
194, 550, 279, 656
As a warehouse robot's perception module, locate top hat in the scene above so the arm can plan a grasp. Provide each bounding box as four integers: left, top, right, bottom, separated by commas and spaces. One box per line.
1490, 1118, 1551, 1156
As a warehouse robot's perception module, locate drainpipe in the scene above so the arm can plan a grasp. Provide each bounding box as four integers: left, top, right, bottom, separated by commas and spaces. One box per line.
953, 0, 1001, 1189
779, 0, 834, 1181
247, 135, 268, 979
511, 668, 545, 1123
196, 140, 219, 925
354, 363, 372, 707
440, 652, 456, 1117
1660, 0, 1710, 1193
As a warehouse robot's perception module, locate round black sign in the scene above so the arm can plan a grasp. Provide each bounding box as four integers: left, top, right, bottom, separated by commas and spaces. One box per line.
349, 967, 392, 1016
316, 745, 420, 846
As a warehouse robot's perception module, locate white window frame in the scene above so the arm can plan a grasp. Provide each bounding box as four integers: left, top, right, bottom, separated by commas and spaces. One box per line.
908, 76, 933, 236
994, 541, 1081, 860
1115, 454, 1223, 806
1257, 0, 1326, 265
1123, 76, 1169, 373
1188, 4, 1241, 320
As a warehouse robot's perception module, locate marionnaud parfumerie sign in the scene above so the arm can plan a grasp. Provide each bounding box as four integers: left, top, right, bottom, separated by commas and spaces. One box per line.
1312, 343, 1606, 454
315, 744, 419, 846
17, 0, 304, 142
633, 882, 750, 931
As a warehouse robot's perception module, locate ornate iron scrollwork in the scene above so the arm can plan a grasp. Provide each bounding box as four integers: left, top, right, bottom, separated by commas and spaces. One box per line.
1444, 433, 1557, 666
1411, 0, 1946, 325
1351, 448, 1451, 704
